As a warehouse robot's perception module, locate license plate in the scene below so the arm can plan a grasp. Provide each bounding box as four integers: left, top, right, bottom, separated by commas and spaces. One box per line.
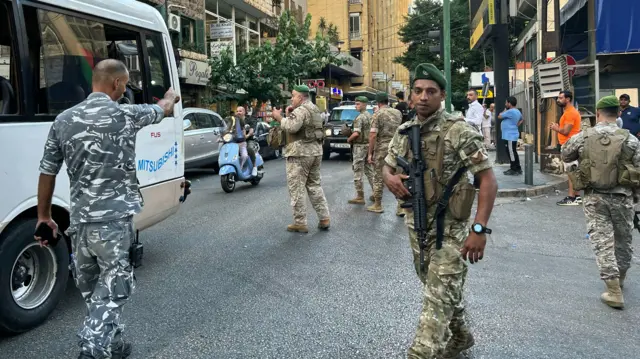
331, 143, 350, 149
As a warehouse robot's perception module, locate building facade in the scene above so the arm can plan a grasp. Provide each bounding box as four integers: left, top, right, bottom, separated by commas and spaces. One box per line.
307, 0, 411, 100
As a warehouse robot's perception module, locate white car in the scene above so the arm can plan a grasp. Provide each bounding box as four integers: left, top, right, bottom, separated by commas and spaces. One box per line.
182, 108, 228, 169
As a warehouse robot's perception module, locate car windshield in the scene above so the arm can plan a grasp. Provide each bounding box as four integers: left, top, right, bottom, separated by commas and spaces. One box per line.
329, 109, 374, 122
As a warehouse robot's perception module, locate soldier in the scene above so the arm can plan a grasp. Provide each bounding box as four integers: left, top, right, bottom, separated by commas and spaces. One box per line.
35, 59, 180, 359
271, 85, 331, 233
561, 95, 640, 309
383, 63, 498, 359
346, 96, 375, 204
367, 92, 403, 214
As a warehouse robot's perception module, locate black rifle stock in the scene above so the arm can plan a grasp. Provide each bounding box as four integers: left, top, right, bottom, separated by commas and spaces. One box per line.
396, 124, 430, 272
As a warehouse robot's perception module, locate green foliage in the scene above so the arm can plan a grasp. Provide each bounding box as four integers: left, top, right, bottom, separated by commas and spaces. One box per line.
207, 10, 349, 106
395, 0, 491, 109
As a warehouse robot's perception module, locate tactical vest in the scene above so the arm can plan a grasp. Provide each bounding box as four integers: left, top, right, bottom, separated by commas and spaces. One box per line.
569, 127, 640, 190
405, 118, 476, 221
286, 103, 325, 144
354, 112, 372, 145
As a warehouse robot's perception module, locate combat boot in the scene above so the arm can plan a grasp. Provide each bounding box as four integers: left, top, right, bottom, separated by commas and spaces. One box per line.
348, 191, 365, 205
442, 330, 475, 359
318, 218, 330, 230
367, 199, 384, 213
112, 342, 133, 359
396, 203, 405, 217
620, 270, 627, 289
369, 195, 375, 202
287, 224, 309, 233
601, 279, 624, 309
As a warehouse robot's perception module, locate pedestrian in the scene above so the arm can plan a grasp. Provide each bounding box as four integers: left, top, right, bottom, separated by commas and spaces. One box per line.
497, 96, 523, 175
464, 89, 483, 131
383, 63, 498, 359
271, 85, 330, 233
552, 90, 582, 205
395, 91, 411, 123
346, 96, 375, 204
561, 95, 640, 309
482, 103, 494, 149
367, 92, 402, 214
619, 93, 640, 138
34, 59, 180, 359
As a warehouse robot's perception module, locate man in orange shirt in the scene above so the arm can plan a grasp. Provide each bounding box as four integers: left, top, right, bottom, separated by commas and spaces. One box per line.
551, 90, 582, 205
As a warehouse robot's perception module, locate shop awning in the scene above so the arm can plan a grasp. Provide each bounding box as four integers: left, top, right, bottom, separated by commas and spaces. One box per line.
596, 0, 640, 54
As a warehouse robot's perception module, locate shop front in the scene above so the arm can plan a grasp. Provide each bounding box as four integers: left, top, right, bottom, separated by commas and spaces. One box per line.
178, 54, 210, 108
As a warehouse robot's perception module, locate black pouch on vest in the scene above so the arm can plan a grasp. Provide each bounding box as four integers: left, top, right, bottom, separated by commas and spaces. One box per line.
129, 230, 143, 268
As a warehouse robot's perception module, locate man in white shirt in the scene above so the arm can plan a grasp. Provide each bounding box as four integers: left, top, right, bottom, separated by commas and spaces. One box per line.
465, 89, 484, 131
482, 103, 494, 148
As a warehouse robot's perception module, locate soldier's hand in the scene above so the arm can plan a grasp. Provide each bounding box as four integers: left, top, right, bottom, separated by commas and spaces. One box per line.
34, 218, 58, 247
164, 87, 180, 103
384, 173, 410, 199
286, 106, 294, 115
461, 232, 486, 264
272, 108, 283, 121
367, 154, 374, 165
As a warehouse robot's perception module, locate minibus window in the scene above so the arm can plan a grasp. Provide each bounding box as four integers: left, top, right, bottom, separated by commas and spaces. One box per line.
0, 1, 18, 115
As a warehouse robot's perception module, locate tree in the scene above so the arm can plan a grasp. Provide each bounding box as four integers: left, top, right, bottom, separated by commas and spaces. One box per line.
395, 0, 491, 110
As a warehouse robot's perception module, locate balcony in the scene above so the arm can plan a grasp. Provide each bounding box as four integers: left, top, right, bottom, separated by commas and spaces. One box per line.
349, 0, 362, 3
326, 45, 363, 77
349, 31, 361, 40
349, 0, 363, 12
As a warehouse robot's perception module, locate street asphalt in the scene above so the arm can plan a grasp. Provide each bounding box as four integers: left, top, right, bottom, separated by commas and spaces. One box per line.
1, 155, 639, 358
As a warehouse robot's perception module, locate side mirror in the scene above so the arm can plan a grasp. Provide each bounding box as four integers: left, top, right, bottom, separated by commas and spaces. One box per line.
183, 119, 192, 130
244, 124, 250, 130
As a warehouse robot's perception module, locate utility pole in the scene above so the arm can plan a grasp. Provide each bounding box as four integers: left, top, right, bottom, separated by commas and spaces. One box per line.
443, 0, 452, 112
493, 0, 510, 164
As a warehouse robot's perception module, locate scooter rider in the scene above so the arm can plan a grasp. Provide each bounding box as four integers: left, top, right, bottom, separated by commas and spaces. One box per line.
226, 106, 258, 176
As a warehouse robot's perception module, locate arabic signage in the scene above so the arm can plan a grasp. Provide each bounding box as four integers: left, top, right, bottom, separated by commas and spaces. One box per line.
210, 23, 234, 39
210, 41, 233, 58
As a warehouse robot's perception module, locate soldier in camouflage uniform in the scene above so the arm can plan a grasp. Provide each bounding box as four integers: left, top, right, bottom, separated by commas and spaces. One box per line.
562, 95, 640, 309
271, 85, 330, 233
346, 96, 375, 204
383, 63, 498, 359
368, 92, 403, 213
35, 59, 179, 359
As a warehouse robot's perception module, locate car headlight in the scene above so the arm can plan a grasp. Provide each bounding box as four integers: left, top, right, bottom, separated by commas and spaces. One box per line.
325, 129, 332, 136
223, 133, 233, 142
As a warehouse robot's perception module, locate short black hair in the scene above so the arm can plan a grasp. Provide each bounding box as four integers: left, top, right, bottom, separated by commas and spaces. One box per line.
620, 94, 630, 101
396, 91, 404, 100
507, 96, 517, 106
599, 106, 619, 117
559, 90, 573, 101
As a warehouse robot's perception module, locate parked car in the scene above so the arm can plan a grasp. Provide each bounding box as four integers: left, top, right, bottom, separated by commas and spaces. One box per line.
182, 108, 227, 169
253, 121, 280, 160
323, 104, 374, 160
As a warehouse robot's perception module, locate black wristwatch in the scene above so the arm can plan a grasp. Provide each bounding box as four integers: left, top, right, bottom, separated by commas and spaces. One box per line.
471, 223, 492, 234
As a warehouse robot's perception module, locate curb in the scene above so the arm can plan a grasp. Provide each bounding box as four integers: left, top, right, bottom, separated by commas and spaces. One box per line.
496, 176, 569, 198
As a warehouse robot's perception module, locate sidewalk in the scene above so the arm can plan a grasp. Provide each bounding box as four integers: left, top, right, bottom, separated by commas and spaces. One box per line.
489, 150, 568, 198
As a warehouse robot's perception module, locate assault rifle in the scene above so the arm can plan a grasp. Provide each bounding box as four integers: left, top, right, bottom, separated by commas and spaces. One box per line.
396, 124, 432, 273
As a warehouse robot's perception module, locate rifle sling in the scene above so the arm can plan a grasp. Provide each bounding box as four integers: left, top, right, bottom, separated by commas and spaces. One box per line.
434, 166, 467, 249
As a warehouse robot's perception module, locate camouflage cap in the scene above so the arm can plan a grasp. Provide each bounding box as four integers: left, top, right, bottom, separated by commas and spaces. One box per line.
355, 96, 369, 103
596, 95, 620, 109
412, 63, 446, 89
375, 92, 389, 102
293, 84, 310, 93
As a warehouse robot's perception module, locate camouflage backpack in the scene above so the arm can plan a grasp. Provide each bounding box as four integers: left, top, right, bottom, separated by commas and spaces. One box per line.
267, 126, 284, 149
570, 127, 628, 190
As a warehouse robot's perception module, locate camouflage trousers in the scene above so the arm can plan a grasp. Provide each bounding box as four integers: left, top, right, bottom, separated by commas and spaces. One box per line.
372, 146, 389, 200
583, 193, 634, 280
68, 217, 136, 359
286, 155, 330, 225
352, 144, 375, 193
406, 217, 470, 359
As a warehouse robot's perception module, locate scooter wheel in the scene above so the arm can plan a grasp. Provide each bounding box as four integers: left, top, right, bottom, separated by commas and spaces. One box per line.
221, 174, 236, 193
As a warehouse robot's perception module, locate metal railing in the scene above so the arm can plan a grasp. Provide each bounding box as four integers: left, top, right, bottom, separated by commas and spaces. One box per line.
349, 31, 361, 40
349, 0, 363, 4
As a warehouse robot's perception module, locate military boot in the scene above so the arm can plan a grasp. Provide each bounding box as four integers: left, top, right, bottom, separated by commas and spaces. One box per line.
112, 342, 133, 359
367, 199, 384, 213
318, 218, 330, 230
348, 191, 365, 205
442, 330, 475, 359
287, 224, 309, 233
369, 195, 375, 202
620, 270, 627, 289
601, 279, 624, 309
396, 203, 405, 217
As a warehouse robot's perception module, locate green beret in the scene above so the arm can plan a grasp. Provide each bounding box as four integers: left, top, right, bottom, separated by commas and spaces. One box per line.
596, 95, 620, 109
293, 85, 310, 93
412, 63, 446, 89
355, 96, 369, 103
375, 92, 388, 102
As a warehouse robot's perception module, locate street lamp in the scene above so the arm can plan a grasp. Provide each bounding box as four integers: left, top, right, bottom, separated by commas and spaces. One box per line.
328, 40, 344, 106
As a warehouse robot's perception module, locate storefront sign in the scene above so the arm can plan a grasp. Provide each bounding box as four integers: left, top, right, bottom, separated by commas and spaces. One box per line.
210, 41, 233, 57
210, 23, 234, 39
302, 79, 326, 88
180, 59, 210, 86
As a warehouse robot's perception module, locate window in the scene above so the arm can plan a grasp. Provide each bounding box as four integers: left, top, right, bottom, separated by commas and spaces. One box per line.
181, 16, 195, 45
184, 113, 197, 130
194, 113, 212, 129
146, 34, 170, 102
350, 49, 362, 60
210, 114, 224, 128
0, 1, 18, 115
349, 13, 361, 40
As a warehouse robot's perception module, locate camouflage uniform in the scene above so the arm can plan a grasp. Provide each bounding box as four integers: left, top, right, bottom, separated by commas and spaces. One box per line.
39, 92, 165, 358
352, 110, 375, 195
371, 107, 403, 199
281, 99, 330, 226
385, 108, 491, 359
561, 122, 639, 281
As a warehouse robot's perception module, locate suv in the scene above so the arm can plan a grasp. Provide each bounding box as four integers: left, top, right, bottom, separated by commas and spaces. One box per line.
323, 104, 374, 160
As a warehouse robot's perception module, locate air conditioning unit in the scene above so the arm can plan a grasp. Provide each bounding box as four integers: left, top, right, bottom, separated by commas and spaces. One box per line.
168, 14, 181, 33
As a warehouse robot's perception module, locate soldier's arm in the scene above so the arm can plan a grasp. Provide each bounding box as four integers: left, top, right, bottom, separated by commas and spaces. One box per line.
382, 130, 410, 198
368, 114, 379, 156
126, 89, 179, 129
281, 107, 305, 133
560, 133, 583, 162
37, 122, 64, 221
348, 116, 362, 142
